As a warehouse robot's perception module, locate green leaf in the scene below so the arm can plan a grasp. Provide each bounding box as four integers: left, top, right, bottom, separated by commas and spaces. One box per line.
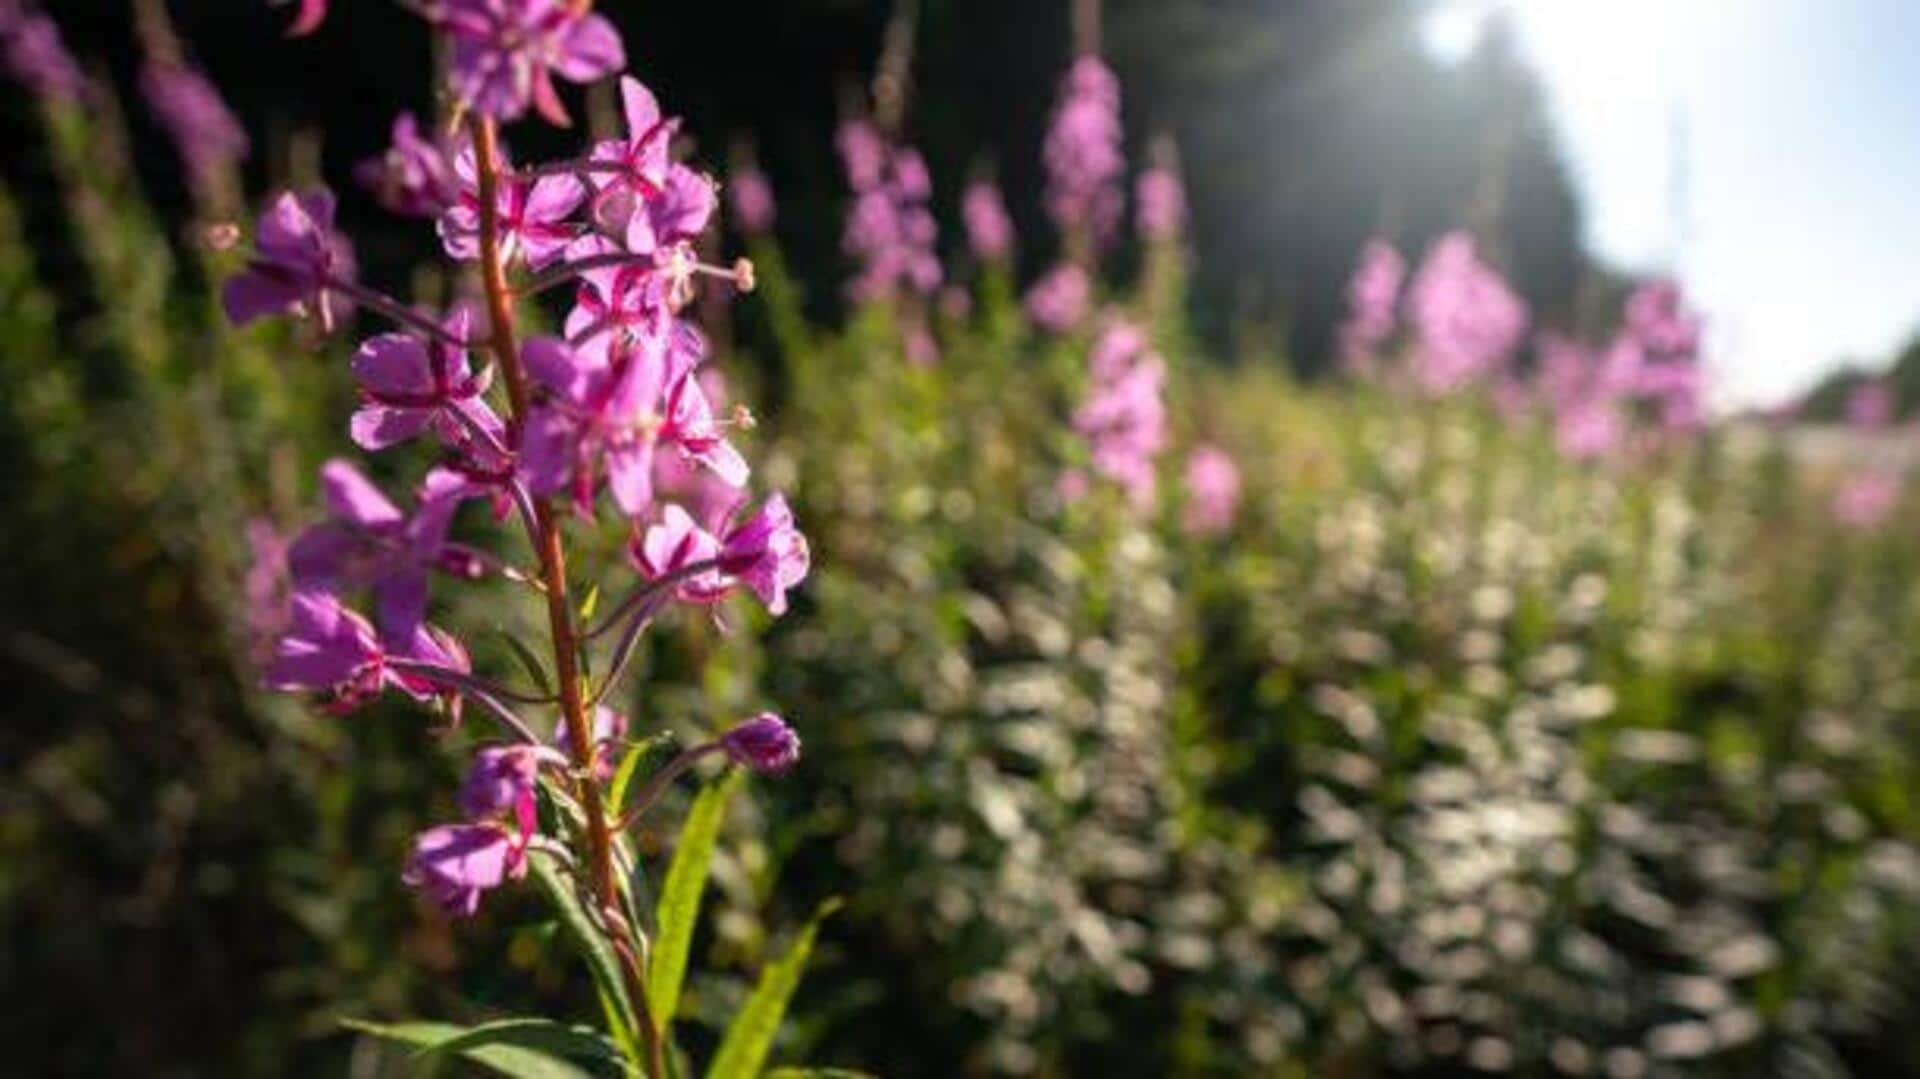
527, 849, 638, 1053
579, 582, 601, 622
704, 899, 843, 1079
341, 1018, 609, 1079
424, 1018, 624, 1071
648, 769, 743, 1031
495, 629, 554, 697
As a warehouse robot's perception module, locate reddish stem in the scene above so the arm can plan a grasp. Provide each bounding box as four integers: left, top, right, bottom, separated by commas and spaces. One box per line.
468, 115, 665, 1078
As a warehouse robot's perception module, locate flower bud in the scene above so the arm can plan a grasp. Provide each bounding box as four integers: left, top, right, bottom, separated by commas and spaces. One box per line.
720, 713, 800, 774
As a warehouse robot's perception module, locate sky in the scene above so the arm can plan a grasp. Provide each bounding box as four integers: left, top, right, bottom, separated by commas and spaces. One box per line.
1424, 0, 1920, 408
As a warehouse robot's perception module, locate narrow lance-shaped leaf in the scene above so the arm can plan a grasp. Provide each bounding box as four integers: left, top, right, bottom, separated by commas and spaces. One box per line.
496, 628, 554, 697
341, 1018, 605, 1079
648, 768, 743, 1030
705, 898, 843, 1079
527, 848, 638, 1055
420, 1017, 625, 1073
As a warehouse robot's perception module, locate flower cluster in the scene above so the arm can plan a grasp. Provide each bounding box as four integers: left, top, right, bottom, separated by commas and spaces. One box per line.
1337, 239, 1406, 373
140, 59, 249, 194
1026, 263, 1092, 334
438, 0, 624, 126
1135, 163, 1185, 244
1043, 54, 1125, 246
1834, 379, 1903, 528
727, 163, 776, 237
1526, 281, 1708, 460
229, 7, 808, 933
1406, 231, 1529, 396
1183, 444, 1241, 536
0, 2, 83, 104
963, 179, 1013, 263
356, 113, 457, 219
839, 119, 942, 306
1068, 319, 1168, 510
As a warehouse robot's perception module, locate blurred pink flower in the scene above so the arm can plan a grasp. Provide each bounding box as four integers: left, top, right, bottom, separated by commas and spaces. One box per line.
1073, 320, 1167, 511
728, 166, 776, 235
1835, 472, 1899, 529
1849, 380, 1894, 430
1135, 165, 1185, 242
0, 9, 84, 103
1406, 232, 1527, 396
963, 180, 1013, 261
141, 61, 249, 191
1338, 239, 1405, 374
1026, 263, 1090, 333
1044, 54, 1125, 245
356, 112, 456, 218
1183, 444, 1240, 535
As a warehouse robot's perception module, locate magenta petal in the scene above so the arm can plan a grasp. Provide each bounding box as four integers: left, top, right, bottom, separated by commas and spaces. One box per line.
286, 523, 358, 588
604, 442, 656, 517
618, 76, 661, 138
375, 567, 430, 645
553, 14, 626, 82
516, 407, 576, 496
221, 273, 305, 326
522, 337, 595, 401
352, 334, 432, 395
320, 460, 404, 530
526, 173, 585, 224
350, 406, 433, 451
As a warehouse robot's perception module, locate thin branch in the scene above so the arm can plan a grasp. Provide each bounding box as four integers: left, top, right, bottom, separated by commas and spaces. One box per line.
584, 557, 723, 640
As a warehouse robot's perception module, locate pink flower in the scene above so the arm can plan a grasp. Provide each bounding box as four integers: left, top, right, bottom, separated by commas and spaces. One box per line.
633, 495, 809, 616
356, 112, 455, 218
963, 180, 1013, 261
840, 122, 941, 302
719, 713, 799, 774
403, 822, 527, 917
1849, 380, 1894, 430
350, 305, 504, 455
718, 495, 810, 616
1835, 472, 1899, 529
0, 11, 84, 104
1025, 263, 1090, 333
586, 78, 718, 257
223, 189, 355, 330
1555, 396, 1625, 461
439, 141, 584, 270
635, 503, 730, 605
436, 0, 624, 125
518, 333, 678, 517
140, 61, 249, 191
287, 461, 479, 644
1406, 232, 1527, 395
1135, 165, 1185, 242
459, 744, 558, 824
518, 328, 744, 519
1044, 54, 1124, 244
1624, 279, 1701, 361
1183, 445, 1240, 535
1338, 240, 1405, 373
1073, 320, 1167, 510
728, 167, 776, 235
264, 590, 388, 709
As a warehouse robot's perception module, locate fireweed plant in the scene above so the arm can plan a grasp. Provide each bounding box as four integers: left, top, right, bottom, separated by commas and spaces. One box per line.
231, 3, 823, 1075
